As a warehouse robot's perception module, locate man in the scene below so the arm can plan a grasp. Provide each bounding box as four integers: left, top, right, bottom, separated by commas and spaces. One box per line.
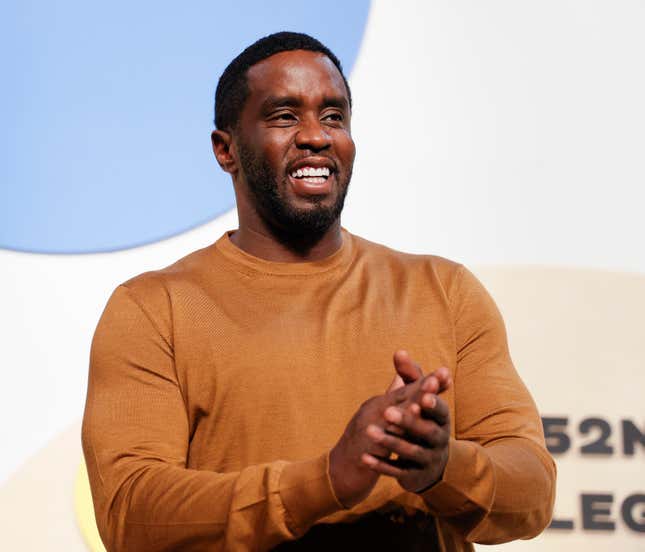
82, 32, 555, 551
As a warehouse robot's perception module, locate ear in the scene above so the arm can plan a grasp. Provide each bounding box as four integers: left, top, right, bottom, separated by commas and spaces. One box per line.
211, 130, 238, 174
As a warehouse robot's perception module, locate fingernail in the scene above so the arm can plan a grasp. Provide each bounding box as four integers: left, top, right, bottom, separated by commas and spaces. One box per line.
361, 453, 377, 467
422, 394, 436, 408
366, 424, 384, 439
422, 377, 437, 392
385, 407, 403, 423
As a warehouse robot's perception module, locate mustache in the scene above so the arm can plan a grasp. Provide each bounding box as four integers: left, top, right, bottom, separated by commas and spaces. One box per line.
286, 155, 338, 173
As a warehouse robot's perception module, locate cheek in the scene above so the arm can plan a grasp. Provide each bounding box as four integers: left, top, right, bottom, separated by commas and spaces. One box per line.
259, 132, 294, 170
344, 139, 356, 169
338, 134, 356, 166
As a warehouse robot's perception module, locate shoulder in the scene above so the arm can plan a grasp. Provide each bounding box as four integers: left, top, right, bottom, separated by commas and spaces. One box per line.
122, 242, 215, 294
102, 242, 218, 328
349, 232, 507, 342
348, 231, 466, 298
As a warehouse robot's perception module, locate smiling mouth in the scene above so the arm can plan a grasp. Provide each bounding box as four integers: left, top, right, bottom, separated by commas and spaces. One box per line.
289, 166, 331, 185
288, 165, 334, 196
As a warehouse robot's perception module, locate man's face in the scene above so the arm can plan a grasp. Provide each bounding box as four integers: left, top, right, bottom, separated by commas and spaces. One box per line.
233, 50, 356, 238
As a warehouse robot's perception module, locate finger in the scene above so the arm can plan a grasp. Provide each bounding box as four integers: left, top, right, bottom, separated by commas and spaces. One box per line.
422, 367, 452, 393
393, 379, 442, 414
388, 376, 422, 404
388, 373, 437, 407
435, 366, 452, 391
364, 425, 391, 456
386, 374, 405, 393
384, 406, 449, 448
370, 444, 391, 458
361, 453, 406, 477
419, 374, 440, 395
367, 442, 391, 459
418, 393, 450, 426
385, 422, 405, 436
393, 350, 423, 384
366, 424, 429, 466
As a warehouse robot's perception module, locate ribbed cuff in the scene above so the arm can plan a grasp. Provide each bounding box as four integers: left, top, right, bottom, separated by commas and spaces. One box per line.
420, 439, 492, 516
279, 452, 346, 536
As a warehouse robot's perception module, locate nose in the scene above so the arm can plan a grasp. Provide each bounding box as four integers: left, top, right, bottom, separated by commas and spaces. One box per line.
294, 116, 331, 152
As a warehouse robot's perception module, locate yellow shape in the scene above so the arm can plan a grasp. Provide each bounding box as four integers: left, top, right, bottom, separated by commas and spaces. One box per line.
74, 460, 106, 552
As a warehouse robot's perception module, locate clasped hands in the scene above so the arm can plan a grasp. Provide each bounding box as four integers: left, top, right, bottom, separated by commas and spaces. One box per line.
329, 350, 452, 508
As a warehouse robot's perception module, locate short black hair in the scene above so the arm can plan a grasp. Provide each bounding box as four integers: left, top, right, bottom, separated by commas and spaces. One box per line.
214, 31, 352, 131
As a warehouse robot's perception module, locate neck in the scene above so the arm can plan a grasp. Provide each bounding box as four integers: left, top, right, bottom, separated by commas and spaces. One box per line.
230, 218, 343, 262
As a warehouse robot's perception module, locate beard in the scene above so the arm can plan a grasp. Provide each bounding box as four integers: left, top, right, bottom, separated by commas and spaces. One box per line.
237, 140, 351, 250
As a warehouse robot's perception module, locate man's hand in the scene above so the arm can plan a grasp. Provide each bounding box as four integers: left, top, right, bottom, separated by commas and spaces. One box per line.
329, 352, 451, 507
329, 395, 390, 508
388, 349, 424, 389
329, 391, 424, 507
363, 356, 453, 494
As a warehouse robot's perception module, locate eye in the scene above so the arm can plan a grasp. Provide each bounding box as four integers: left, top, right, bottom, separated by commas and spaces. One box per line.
321, 111, 345, 126
269, 111, 297, 123
322, 112, 343, 122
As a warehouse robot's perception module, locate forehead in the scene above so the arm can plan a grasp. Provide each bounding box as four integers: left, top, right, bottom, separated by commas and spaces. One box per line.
245, 50, 348, 107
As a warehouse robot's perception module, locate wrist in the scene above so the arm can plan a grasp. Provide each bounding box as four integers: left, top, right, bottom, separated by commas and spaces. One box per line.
415, 446, 449, 494
414, 478, 440, 494
329, 444, 352, 508
329, 444, 375, 509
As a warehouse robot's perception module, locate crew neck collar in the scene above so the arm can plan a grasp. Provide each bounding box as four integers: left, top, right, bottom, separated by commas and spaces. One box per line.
214, 228, 355, 276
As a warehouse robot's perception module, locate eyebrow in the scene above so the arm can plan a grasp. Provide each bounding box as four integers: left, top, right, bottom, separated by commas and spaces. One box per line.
261, 95, 301, 111
321, 96, 349, 111
261, 95, 349, 112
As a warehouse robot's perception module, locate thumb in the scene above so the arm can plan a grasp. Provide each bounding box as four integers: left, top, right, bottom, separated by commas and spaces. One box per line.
393, 350, 423, 384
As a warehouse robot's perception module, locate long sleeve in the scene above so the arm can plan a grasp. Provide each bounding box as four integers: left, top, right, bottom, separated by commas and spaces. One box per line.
421, 266, 556, 544
81, 285, 344, 552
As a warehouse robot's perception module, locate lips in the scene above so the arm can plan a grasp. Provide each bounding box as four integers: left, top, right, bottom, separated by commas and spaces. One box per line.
287, 155, 336, 171
286, 157, 337, 197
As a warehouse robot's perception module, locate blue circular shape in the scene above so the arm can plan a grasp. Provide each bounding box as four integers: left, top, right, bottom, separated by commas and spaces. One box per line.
0, 1, 370, 254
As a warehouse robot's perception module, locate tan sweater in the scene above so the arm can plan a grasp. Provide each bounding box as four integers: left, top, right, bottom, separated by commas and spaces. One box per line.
82, 230, 556, 551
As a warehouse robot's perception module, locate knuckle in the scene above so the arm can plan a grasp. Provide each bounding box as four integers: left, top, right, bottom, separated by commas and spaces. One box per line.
393, 386, 408, 403
425, 423, 439, 440
386, 423, 404, 436
364, 396, 379, 408
374, 445, 388, 457
403, 412, 417, 429
360, 396, 380, 415
407, 442, 422, 458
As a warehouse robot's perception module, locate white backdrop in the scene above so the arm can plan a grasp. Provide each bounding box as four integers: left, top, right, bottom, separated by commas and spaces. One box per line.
1, 1, 643, 550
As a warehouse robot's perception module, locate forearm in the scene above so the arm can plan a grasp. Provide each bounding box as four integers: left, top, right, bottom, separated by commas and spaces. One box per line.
430, 265, 557, 543
83, 284, 345, 551
421, 436, 556, 544
84, 446, 344, 551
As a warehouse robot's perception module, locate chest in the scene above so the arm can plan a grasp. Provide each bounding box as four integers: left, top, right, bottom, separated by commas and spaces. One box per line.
172, 276, 456, 468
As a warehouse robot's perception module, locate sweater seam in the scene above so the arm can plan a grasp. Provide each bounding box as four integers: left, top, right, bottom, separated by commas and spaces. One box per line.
212, 236, 358, 279
447, 264, 465, 440
120, 284, 174, 353
118, 284, 190, 424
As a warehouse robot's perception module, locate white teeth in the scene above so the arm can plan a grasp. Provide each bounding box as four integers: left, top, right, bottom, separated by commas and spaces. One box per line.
290, 166, 332, 178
